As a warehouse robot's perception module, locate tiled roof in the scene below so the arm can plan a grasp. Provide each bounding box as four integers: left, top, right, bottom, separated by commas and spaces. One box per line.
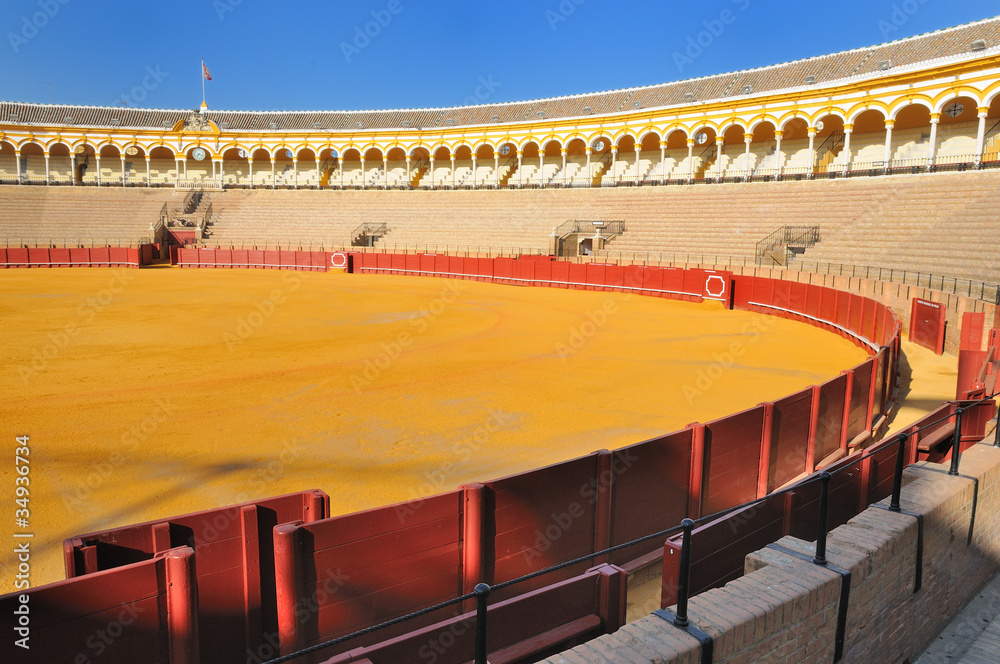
1, 16, 998, 133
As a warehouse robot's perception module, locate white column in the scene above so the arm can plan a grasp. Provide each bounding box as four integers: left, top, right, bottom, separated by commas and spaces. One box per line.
248, 158, 253, 189
610, 148, 617, 183
96, 154, 102, 185
659, 141, 667, 183
14, 151, 21, 183
429, 156, 435, 189
70, 153, 76, 186
406, 156, 412, 184
687, 139, 695, 180
271, 157, 276, 188
743, 133, 753, 180
841, 125, 853, 173
471, 156, 477, 190
808, 130, 816, 175
538, 151, 544, 188
975, 107, 989, 164
338, 157, 343, 187
634, 145, 641, 183
450, 155, 456, 188
561, 149, 568, 185
360, 157, 366, 189
517, 152, 522, 187
715, 137, 725, 180
585, 147, 592, 187
120, 156, 126, 185
44, 152, 50, 185
145, 157, 151, 186
773, 130, 783, 180
493, 154, 499, 188
383, 156, 388, 188
882, 120, 894, 167
183, 157, 188, 179
314, 157, 321, 188
293, 158, 298, 189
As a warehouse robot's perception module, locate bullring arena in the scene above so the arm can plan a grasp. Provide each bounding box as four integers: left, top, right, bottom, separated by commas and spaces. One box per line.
3, 15, 1000, 664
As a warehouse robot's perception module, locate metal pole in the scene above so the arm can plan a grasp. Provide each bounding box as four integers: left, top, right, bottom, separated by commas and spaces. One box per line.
674, 518, 695, 627
813, 472, 832, 565
474, 583, 490, 664
889, 433, 908, 512
949, 408, 965, 476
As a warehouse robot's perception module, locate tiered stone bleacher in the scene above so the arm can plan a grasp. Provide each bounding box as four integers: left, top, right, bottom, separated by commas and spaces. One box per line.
0, 187, 175, 246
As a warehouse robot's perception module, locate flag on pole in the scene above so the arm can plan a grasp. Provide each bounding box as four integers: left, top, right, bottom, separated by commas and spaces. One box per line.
202, 61, 212, 81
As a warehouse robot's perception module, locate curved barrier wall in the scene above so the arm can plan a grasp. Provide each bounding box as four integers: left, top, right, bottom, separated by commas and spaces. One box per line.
4, 252, 924, 664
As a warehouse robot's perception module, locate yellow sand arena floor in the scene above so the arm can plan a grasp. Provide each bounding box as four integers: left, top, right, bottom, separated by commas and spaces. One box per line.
0, 267, 868, 590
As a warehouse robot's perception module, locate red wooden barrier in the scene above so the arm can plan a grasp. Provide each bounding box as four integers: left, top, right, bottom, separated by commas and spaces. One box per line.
607, 429, 693, 568
485, 454, 601, 600
0, 546, 199, 664
910, 297, 946, 355
312, 564, 626, 664
273, 491, 466, 655
701, 406, 766, 515
767, 390, 813, 492
65, 491, 329, 664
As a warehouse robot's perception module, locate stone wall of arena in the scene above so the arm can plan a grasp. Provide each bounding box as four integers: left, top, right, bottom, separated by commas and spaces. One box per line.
543, 440, 1000, 664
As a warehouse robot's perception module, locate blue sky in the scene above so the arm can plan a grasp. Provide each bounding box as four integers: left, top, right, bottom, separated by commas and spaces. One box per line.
1, 0, 997, 111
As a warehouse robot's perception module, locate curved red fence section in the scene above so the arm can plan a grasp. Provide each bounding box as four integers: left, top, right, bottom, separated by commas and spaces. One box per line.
4, 251, 922, 664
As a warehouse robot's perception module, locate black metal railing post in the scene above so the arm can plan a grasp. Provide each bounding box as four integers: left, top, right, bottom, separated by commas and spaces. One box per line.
474, 583, 491, 664
949, 408, 965, 476
813, 472, 832, 565
889, 433, 908, 512
674, 518, 696, 627
994, 408, 1000, 447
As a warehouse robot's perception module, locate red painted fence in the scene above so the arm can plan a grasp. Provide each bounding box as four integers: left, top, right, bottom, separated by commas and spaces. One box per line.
910, 297, 947, 355
173, 247, 331, 271
0, 245, 157, 268
63, 491, 329, 664
4, 255, 921, 664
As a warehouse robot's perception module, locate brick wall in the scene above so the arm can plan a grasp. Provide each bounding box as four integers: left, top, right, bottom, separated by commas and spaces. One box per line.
540, 441, 1000, 664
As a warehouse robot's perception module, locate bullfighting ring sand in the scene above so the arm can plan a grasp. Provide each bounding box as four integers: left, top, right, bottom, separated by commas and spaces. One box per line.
1, 266, 870, 590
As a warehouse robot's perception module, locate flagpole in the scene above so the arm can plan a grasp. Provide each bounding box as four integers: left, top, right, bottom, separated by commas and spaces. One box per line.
201, 57, 206, 106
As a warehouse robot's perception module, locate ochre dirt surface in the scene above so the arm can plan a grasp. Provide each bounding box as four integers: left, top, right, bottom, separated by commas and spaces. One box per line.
0, 267, 868, 590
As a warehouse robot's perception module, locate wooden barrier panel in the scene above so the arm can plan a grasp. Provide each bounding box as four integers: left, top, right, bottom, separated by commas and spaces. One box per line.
608, 430, 693, 567
701, 406, 765, 515
767, 390, 813, 492
273, 492, 465, 654
310, 565, 626, 664
65, 491, 329, 664
847, 359, 874, 443
816, 374, 849, 462
0, 546, 198, 664
486, 454, 601, 599
662, 492, 786, 609
910, 298, 947, 355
